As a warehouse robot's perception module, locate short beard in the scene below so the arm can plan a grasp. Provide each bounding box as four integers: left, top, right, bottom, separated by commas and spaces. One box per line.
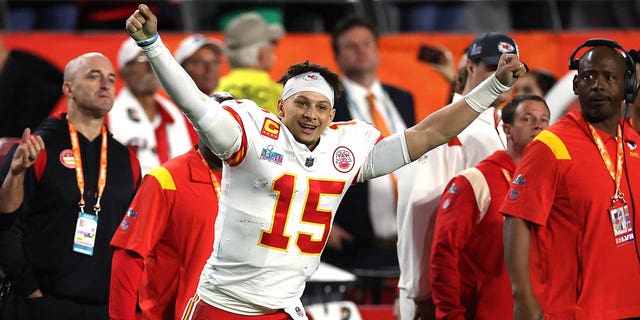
581, 106, 615, 124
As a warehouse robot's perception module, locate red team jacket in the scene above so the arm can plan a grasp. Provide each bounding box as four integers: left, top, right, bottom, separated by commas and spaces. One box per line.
431, 150, 515, 320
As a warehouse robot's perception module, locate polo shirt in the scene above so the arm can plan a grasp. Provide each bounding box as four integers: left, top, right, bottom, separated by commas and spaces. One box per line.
501, 109, 640, 319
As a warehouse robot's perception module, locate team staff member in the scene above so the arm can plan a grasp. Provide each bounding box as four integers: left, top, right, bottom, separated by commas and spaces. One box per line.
430, 95, 550, 320
108, 94, 232, 320
502, 44, 640, 319
109, 140, 222, 320
0, 52, 140, 320
125, 4, 524, 318
398, 32, 518, 319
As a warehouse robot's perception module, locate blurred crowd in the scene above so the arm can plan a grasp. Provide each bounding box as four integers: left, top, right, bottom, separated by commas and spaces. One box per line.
2, 0, 640, 33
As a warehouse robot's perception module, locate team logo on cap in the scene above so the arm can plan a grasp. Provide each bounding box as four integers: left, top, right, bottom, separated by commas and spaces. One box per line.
59, 149, 75, 169
333, 146, 354, 173
303, 73, 322, 81
498, 42, 515, 53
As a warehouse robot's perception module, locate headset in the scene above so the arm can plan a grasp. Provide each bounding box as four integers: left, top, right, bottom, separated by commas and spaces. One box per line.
568, 38, 638, 104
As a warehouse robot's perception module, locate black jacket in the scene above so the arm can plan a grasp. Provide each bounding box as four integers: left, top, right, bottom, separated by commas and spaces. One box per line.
0, 114, 140, 304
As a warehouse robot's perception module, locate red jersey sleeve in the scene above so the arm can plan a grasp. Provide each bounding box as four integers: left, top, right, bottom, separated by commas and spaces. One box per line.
109, 248, 143, 320
430, 175, 478, 320
500, 136, 561, 226
110, 168, 175, 257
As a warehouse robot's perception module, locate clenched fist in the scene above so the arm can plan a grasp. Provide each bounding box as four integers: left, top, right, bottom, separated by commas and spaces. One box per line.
126, 4, 158, 42
495, 53, 527, 87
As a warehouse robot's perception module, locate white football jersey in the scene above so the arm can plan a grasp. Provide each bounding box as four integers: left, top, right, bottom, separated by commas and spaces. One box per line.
197, 99, 381, 314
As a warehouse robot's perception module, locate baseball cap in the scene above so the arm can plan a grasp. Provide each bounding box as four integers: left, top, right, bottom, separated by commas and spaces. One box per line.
468, 32, 518, 66
224, 12, 284, 50
117, 38, 143, 70
175, 34, 226, 64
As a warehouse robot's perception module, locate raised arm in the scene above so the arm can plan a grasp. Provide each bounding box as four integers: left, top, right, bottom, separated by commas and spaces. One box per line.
405, 53, 524, 160
126, 5, 211, 122
125, 4, 241, 159
0, 128, 44, 214
359, 54, 524, 181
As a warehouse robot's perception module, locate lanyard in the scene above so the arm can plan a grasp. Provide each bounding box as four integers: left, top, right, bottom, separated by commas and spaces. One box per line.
500, 168, 512, 185
197, 149, 221, 199
587, 123, 624, 202
68, 121, 108, 216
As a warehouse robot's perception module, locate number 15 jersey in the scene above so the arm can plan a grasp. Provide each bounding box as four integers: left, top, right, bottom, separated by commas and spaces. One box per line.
197, 99, 381, 314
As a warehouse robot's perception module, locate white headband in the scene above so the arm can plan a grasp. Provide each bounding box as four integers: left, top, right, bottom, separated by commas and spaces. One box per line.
282, 72, 334, 107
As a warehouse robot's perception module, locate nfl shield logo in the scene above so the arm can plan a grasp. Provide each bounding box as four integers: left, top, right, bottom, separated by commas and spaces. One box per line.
305, 157, 315, 167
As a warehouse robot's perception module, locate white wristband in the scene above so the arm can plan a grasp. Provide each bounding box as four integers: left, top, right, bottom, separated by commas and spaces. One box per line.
139, 34, 165, 60
464, 73, 511, 113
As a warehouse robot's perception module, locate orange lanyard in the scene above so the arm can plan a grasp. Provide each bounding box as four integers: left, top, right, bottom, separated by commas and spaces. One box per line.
501, 168, 512, 185
587, 123, 624, 202
68, 121, 108, 216
197, 149, 221, 199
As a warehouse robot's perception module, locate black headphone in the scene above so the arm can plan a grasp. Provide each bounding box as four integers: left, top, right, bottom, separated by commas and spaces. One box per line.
568, 38, 638, 103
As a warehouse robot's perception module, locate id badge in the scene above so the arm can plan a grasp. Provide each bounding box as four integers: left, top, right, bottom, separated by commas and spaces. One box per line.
609, 203, 635, 247
73, 212, 98, 256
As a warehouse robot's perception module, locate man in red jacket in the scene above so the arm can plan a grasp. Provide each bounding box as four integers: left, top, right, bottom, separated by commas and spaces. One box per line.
430, 95, 549, 319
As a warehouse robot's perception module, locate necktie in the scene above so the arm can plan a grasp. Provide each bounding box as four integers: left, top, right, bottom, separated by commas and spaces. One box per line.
366, 93, 392, 137
366, 92, 398, 203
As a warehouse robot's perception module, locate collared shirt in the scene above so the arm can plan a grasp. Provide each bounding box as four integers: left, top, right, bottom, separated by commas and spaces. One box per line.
501, 109, 640, 319
341, 76, 408, 239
